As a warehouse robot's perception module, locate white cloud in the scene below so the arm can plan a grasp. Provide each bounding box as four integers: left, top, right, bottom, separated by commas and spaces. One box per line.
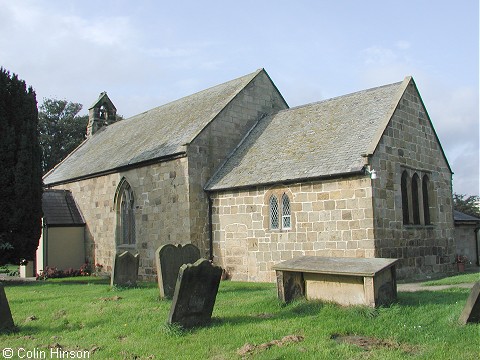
362, 46, 398, 66
395, 40, 411, 50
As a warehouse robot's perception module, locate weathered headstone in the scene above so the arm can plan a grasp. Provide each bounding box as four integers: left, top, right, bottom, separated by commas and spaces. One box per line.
458, 282, 480, 325
156, 243, 201, 298
111, 251, 139, 287
168, 259, 222, 328
0, 284, 14, 332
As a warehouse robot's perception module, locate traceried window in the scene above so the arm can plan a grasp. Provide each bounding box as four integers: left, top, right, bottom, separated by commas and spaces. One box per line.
268, 192, 293, 231
282, 193, 291, 229
116, 178, 135, 246
269, 195, 279, 229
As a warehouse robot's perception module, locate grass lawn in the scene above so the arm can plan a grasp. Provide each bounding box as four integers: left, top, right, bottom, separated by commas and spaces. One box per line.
422, 272, 480, 286
1, 277, 479, 359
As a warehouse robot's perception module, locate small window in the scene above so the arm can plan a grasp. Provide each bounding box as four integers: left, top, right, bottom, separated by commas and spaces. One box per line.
422, 175, 431, 225
411, 173, 420, 225
401, 171, 409, 225
282, 193, 291, 229
269, 195, 279, 229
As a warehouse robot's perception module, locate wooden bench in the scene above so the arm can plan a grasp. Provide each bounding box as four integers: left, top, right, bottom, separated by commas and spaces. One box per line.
272, 256, 398, 307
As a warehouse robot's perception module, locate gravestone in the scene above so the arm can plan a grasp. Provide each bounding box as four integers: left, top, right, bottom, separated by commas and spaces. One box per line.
156, 244, 201, 298
0, 284, 14, 332
168, 259, 222, 328
458, 282, 480, 325
111, 251, 139, 287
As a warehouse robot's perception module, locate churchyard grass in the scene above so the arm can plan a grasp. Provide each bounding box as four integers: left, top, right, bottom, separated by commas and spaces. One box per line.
422, 272, 479, 286
1, 277, 479, 359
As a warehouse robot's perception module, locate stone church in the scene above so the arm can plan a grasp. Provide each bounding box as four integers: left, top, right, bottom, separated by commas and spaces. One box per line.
43, 68, 455, 281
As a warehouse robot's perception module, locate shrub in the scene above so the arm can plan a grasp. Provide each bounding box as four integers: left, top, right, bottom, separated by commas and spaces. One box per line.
37, 262, 93, 280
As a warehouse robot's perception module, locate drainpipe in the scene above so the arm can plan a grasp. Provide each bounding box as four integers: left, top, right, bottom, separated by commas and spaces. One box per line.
208, 194, 214, 261
43, 220, 48, 273
475, 226, 479, 266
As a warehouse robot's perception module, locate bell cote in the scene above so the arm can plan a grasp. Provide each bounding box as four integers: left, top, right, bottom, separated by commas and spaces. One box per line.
87, 92, 117, 138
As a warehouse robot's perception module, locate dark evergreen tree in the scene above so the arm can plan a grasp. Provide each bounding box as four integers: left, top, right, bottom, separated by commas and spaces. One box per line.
0, 68, 42, 264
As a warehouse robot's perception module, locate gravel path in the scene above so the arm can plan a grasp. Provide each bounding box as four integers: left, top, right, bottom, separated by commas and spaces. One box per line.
397, 282, 476, 292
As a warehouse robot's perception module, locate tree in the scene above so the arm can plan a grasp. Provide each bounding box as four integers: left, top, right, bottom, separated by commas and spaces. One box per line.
39, 98, 122, 174
453, 193, 480, 218
0, 68, 42, 264
38, 99, 88, 174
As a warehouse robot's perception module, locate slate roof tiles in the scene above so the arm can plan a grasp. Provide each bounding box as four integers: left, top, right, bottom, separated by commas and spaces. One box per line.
206, 80, 405, 190
43, 69, 263, 185
42, 190, 85, 226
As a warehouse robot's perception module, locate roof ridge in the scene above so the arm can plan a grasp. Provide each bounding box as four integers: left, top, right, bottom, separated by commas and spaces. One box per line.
284, 80, 404, 112
124, 68, 264, 121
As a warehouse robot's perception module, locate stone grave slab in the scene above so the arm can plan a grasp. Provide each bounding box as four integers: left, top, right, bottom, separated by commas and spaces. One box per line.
111, 251, 139, 287
272, 256, 398, 307
0, 284, 14, 332
168, 258, 222, 328
156, 243, 201, 298
458, 282, 480, 325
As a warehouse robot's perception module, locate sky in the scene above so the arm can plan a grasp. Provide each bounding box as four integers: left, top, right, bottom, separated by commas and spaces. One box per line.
1, 0, 478, 196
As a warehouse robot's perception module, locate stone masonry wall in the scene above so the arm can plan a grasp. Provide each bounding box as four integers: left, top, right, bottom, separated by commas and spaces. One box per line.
371, 80, 455, 279
188, 70, 288, 257
455, 224, 478, 268
51, 156, 190, 280
211, 176, 374, 282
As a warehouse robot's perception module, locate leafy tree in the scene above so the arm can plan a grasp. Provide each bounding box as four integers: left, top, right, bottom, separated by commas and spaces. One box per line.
39, 98, 122, 174
0, 68, 42, 264
38, 99, 89, 174
453, 193, 480, 218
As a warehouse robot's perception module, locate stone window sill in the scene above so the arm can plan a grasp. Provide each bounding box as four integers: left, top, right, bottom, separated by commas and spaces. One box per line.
117, 244, 136, 250
403, 225, 435, 229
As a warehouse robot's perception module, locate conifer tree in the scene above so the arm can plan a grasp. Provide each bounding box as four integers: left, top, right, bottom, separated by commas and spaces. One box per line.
0, 68, 42, 264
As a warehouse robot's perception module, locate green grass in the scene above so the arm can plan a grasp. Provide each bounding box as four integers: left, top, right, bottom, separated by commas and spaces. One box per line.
0, 264, 19, 275
1, 278, 479, 359
422, 272, 480, 286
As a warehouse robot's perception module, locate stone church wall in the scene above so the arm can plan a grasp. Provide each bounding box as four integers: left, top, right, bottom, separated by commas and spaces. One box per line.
51, 156, 190, 280
370, 81, 455, 279
188, 70, 288, 257
211, 176, 374, 282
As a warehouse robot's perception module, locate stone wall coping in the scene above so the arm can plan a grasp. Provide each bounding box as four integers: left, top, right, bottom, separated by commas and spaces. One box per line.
272, 256, 398, 277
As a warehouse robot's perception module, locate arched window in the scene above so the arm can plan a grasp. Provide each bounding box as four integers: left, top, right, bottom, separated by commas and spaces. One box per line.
282, 193, 291, 229
411, 173, 420, 225
269, 195, 279, 229
401, 171, 409, 225
115, 178, 135, 245
422, 175, 431, 225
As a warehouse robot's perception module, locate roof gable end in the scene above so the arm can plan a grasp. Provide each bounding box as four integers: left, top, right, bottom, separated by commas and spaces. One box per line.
43, 69, 265, 185
366, 76, 452, 173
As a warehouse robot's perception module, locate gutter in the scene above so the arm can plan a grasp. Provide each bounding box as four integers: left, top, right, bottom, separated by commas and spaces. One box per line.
44, 151, 187, 188
205, 169, 366, 193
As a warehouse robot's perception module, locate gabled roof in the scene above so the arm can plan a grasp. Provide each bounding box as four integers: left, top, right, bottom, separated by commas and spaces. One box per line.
206, 80, 406, 191
89, 91, 116, 111
42, 190, 85, 226
43, 69, 265, 185
454, 210, 480, 223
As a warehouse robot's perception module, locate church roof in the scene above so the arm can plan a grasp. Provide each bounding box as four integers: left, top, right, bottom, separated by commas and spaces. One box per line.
206, 79, 408, 191
454, 210, 480, 223
43, 69, 264, 185
42, 190, 85, 226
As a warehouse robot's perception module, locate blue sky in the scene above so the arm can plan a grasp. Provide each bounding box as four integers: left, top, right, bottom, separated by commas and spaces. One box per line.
1, 0, 478, 195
